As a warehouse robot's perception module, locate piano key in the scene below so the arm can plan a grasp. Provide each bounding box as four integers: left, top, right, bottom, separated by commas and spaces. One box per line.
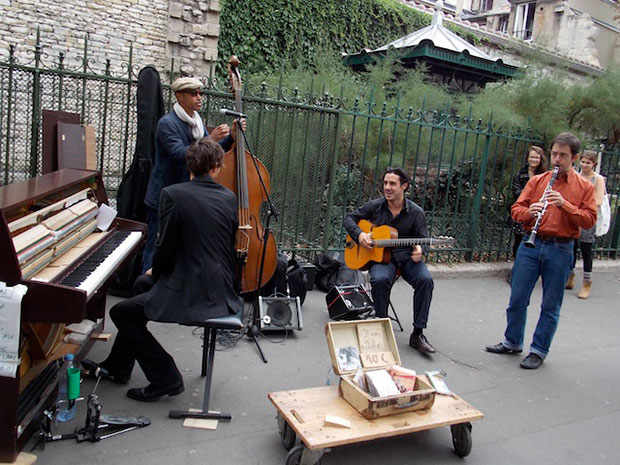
60, 230, 142, 297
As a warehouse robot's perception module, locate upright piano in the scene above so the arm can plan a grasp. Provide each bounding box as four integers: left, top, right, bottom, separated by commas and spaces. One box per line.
0, 169, 146, 462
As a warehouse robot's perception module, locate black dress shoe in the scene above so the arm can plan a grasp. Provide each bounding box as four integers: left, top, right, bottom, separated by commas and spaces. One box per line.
126, 381, 184, 402
409, 333, 436, 354
520, 353, 543, 369
485, 343, 522, 355
81, 359, 131, 384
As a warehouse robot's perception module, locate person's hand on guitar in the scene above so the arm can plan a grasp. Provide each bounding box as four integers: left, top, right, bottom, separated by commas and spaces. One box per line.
411, 245, 424, 263
358, 232, 374, 249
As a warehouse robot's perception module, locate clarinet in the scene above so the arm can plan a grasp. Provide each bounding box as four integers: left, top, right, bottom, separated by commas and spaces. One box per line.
524, 166, 560, 248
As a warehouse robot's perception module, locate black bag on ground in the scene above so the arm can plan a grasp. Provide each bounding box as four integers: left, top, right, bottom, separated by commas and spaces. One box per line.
313, 252, 342, 292
286, 259, 308, 305
262, 253, 307, 305
314, 251, 364, 292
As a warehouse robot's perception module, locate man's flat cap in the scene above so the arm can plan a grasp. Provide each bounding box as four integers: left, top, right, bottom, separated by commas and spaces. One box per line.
171, 77, 203, 92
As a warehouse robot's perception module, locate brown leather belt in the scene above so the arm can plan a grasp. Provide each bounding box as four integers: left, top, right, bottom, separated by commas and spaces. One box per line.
534, 235, 573, 243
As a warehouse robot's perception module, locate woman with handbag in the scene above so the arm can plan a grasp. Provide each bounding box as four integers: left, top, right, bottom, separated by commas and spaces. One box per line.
566, 150, 607, 299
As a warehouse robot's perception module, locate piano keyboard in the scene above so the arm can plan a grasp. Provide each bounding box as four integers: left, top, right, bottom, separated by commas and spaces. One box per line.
60, 230, 142, 297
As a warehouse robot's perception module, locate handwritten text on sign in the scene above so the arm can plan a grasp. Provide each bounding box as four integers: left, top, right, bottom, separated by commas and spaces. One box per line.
357, 322, 395, 368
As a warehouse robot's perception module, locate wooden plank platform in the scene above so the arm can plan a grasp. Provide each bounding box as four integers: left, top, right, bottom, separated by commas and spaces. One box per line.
268, 385, 483, 450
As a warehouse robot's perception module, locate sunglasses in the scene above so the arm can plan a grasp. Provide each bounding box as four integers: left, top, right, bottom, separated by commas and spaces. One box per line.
182, 89, 203, 97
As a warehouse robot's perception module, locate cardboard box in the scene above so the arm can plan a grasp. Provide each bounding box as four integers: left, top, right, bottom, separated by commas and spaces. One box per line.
325, 318, 435, 419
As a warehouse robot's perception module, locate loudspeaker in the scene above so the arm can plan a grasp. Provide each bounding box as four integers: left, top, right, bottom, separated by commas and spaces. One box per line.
326, 285, 374, 321
258, 296, 303, 331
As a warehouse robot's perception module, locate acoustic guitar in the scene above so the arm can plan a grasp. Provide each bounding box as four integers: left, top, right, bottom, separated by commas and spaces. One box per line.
344, 219, 455, 270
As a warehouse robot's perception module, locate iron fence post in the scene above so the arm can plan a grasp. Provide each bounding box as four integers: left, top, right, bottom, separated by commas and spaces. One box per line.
466, 117, 493, 262
29, 29, 42, 177
99, 59, 111, 171
121, 45, 133, 176
80, 33, 89, 122
322, 88, 345, 251
3, 45, 15, 184
57, 52, 64, 108
278, 106, 298, 241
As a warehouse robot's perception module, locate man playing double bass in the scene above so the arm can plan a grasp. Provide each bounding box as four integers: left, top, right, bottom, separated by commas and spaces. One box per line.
343, 167, 437, 354
142, 77, 238, 273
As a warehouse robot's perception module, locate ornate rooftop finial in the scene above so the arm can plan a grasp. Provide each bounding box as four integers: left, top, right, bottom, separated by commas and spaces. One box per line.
432, 0, 444, 27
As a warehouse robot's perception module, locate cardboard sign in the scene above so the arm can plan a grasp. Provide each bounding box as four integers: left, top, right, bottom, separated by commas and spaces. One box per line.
357, 322, 395, 368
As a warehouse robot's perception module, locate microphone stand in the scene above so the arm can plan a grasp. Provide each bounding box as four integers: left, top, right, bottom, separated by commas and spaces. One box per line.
234, 116, 277, 364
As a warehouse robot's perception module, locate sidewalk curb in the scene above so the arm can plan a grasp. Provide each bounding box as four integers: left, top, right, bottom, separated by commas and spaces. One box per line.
428, 259, 620, 280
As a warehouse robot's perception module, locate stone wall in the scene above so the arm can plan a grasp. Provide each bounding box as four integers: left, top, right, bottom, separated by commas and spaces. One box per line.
0, 0, 222, 80
167, 0, 221, 76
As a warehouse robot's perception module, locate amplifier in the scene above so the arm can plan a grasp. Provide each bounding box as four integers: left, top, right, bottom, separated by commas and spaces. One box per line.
326, 285, 374, 321
258, 296, 302, 331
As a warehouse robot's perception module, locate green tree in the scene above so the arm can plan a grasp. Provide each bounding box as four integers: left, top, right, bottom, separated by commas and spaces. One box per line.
218, 0, 475, 76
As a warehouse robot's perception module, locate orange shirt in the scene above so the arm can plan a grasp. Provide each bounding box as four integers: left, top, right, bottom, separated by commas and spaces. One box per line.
511, 168, 596, 238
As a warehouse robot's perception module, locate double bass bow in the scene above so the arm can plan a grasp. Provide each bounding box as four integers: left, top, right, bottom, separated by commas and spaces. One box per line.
214, 56, 277, 293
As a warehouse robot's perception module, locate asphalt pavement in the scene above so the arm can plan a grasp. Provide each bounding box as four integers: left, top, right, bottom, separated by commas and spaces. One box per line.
26, 260, 620, 465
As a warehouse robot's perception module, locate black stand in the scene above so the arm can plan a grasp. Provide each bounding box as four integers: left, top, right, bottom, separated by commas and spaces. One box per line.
35, 377, 150, 449
235, 117, 277, 364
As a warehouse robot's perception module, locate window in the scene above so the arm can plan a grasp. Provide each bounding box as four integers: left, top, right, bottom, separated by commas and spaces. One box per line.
513, 1, 536, 40
480, 0, 494, 11
498, 16, 508, 34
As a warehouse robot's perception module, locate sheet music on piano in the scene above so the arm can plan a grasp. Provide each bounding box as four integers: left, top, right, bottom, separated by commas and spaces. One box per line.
7, 186, 140, 297
0, 282, 27, 378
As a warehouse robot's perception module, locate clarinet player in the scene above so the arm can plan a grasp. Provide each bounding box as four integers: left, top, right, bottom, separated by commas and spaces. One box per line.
486, 133, 596, 369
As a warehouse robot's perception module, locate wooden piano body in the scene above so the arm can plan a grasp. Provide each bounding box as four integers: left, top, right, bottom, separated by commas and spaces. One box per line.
0, 169, 146, 462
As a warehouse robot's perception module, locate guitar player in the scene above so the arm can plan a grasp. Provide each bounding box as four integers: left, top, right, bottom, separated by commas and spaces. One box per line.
343, 167, 436, 354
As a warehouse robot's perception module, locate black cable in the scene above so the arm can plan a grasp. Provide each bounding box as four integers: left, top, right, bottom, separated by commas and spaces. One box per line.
258, 325, 289, 344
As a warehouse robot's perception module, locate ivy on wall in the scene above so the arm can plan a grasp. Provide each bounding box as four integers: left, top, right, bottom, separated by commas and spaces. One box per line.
218, 0, 477, 75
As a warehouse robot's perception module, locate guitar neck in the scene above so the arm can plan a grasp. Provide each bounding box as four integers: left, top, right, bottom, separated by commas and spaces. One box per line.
374, 238, 433, 247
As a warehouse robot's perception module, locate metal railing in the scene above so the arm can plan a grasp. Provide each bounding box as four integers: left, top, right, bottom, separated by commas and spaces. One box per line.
1, 34, 619, 262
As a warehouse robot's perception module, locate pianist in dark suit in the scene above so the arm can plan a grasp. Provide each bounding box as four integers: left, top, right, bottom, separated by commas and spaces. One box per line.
84, 137, 243, 402
141, 76, 235, 273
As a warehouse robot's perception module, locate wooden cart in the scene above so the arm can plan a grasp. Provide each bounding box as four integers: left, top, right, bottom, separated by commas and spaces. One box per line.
268, 384, 484, 465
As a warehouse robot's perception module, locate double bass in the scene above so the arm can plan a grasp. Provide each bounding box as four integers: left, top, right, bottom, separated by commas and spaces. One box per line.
214, 56, 277, 293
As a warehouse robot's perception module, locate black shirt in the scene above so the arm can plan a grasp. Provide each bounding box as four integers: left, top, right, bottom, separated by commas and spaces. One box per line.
343, 197, 429, 268
512, 165, 530, 203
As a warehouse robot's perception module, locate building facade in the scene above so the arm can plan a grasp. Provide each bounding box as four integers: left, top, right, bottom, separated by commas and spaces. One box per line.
404, 0, 619, 71
464, 0, 619, 69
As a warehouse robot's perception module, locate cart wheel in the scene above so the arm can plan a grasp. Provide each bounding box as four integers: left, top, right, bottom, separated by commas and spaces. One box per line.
285, 445, 322, 465
278, 415, 296, 451
451, 423, 472, 457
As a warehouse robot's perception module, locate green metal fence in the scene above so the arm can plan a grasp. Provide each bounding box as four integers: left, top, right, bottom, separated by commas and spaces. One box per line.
1, 35, 619, 262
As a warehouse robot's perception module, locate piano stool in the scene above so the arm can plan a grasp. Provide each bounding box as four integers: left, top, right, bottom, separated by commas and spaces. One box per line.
168, 312, 244, 422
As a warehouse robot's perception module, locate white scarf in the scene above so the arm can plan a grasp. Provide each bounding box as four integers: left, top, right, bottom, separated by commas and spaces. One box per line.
173, 102, 204, 141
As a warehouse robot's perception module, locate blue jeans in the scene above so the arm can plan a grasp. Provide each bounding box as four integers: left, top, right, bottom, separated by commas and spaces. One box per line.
503, 236, 573, 359
369, 259, 433, 328
141, 206, 159, 273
